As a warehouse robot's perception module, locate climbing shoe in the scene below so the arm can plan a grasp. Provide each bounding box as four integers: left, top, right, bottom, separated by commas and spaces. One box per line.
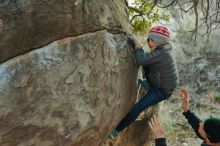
138, 79, 150, 89
108, 129, 119, 140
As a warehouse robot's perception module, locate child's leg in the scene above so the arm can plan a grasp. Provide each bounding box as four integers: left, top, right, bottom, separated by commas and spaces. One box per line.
116, 86, 170, 132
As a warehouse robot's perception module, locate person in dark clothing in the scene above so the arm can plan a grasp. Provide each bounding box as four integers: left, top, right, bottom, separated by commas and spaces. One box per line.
148, 89, 220, 146
108, 25, 179, 139
181, 88, 220, 146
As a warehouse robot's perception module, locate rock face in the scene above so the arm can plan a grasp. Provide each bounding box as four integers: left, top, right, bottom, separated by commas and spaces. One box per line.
0, 30, 138, 146
0, 0, 158, 146
0, 0, 156, 146
0, 0, 131, 63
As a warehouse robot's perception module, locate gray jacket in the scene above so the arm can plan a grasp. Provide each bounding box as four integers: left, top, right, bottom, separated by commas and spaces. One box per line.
134, 44, 179, 90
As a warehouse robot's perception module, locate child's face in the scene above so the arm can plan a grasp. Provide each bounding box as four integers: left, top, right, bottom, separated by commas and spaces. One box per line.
147, 39, 156, 50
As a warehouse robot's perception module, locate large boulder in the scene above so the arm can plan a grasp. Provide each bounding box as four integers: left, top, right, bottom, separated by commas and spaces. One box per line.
0, 0, 156, 146
0, 30, 138, 146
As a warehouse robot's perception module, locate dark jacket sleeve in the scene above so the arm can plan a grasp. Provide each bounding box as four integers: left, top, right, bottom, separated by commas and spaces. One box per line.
200, 142, 208, 146
155, 138, 167, 146
133, 48, 161, 66
182, 110, 203, 139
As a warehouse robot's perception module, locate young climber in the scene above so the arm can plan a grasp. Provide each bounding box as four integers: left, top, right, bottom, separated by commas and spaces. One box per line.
108, 25, 179, 139
181, 88, 220, 146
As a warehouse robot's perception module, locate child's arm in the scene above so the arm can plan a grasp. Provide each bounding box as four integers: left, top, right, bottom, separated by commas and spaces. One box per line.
131, 37, 162, 66
134, 48, 161, 66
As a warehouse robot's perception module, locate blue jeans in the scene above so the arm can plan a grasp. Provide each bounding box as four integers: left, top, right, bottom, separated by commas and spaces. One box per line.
115, 85, 171, 132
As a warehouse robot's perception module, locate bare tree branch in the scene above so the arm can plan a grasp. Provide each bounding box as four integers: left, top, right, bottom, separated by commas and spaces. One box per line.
129, 1, 157, 24
156, 0, 176, 8
191, 0, 199, 42
126, 0, 220, 51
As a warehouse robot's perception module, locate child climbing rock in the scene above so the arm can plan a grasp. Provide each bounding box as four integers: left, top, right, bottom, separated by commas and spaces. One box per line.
109, 25, 179, 139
